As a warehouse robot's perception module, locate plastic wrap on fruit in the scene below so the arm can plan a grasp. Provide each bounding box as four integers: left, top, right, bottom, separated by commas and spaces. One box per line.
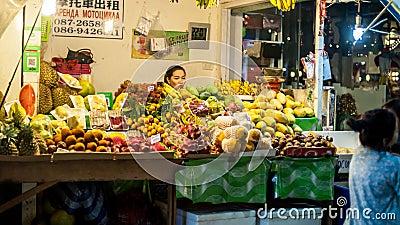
223, 125, 248, 141
88, 95, 108, 112
51, 105, 72, 120
256, 137, 273, 150
222, 138, 244, 153
89, 110, 110, 130
247, 129, 262, 143
215, 116, 238, 130
30, 114, 54, 139
233, 112, 251, 122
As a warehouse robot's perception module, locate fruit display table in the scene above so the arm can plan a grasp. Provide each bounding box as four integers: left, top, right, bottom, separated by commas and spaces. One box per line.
0, 152, 182, 225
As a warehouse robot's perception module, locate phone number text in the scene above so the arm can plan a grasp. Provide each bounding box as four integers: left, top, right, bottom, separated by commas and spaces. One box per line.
53, 19, 120, 37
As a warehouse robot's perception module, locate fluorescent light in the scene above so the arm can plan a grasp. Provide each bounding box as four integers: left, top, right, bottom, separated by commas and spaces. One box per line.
353, 27, 365, 41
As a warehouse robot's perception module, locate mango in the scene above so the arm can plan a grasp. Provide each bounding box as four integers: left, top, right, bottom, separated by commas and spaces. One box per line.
304, 107, 315, 117
285, 113, 296, 124
292, 124, 303, 132
264, 109, 277, 118
294, 107, 307, 118
285, 99, 296, 109
251, 114, 262, 123
286, 95, 295, 101
250, 109, 265, 117
276, 123, 288, 134
264, 126, 275, 136
287, 125, 294, 135
274, 131, 285, 138
255, 121, 267, 131
276, 92, 287, 104
270, 99, 283, 110
255, 94, 267, 103
282, 108, 294, 115
274, 111, 289, 124
265, 90, 277, 100
262, 116, 276, 128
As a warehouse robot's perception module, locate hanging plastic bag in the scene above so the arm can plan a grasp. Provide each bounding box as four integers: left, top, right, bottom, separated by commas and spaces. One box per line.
135, 7, 153, 36
147, 12, 169, 58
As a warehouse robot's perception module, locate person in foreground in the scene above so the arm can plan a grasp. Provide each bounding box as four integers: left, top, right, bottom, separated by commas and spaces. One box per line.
164, 65, 186, 89
382, 98, 400, 154
345, 109, 400, 225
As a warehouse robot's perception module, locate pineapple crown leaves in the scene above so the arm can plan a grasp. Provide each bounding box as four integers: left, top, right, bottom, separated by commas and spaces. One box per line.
0, 121, 18, 143
5, 107, 28, 129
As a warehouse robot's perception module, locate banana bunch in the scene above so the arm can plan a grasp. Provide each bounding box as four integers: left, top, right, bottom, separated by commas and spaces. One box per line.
162, 83, 181, 99
195, 0, 219, 9
214, 81, 235, 95
271, 0, 296, 12
230, 80, 258, 96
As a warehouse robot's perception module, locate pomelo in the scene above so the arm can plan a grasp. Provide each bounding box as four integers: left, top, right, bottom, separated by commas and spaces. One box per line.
43, 198, 57, 215
78, 80, 95, 97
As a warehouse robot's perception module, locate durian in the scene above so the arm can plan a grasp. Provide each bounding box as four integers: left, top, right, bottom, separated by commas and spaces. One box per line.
38, 84, 53, 114
39, 61, 58, 88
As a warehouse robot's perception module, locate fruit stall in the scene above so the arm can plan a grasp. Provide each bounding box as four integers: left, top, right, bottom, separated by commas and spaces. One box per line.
0, 1, 364, 224
0, 59, 352, 224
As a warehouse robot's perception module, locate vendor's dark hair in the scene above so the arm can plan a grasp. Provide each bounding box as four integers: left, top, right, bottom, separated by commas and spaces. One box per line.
382, 98, 400, 119
347, 109, 396, 151
164, 65, 186, 84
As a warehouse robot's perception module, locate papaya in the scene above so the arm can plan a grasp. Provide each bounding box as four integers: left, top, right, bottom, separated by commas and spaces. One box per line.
19, 83, 36, 117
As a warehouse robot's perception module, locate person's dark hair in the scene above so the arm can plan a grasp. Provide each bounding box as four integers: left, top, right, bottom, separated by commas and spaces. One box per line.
164, 65, 186, 84
382, 98, 400, 119
347, 109, 396, 151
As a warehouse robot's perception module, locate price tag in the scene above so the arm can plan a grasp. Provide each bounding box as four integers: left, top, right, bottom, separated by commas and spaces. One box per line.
148, 85, 155, 92
53, 0, 124, 39
151, 134, 161, 144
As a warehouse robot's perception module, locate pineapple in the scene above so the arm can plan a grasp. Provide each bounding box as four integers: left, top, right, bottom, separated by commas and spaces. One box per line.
33, 130, 48, 154
0, 121, 19, 156
6, 102, 27, 129
18, 125, 39, 156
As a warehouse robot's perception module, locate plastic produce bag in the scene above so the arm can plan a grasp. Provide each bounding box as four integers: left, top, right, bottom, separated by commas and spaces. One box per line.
135, 7, 153, 36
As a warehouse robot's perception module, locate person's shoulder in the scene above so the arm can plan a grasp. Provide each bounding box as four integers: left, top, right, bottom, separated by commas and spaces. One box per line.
383, 151, 400, 165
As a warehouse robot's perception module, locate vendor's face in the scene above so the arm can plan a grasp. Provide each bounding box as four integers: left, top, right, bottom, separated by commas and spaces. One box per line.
167, 69, 186, 89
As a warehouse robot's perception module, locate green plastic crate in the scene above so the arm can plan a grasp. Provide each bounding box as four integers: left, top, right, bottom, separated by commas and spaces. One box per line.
272, 157, 336, 200
295, 117, 320, 131
176, 156, 271, 204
